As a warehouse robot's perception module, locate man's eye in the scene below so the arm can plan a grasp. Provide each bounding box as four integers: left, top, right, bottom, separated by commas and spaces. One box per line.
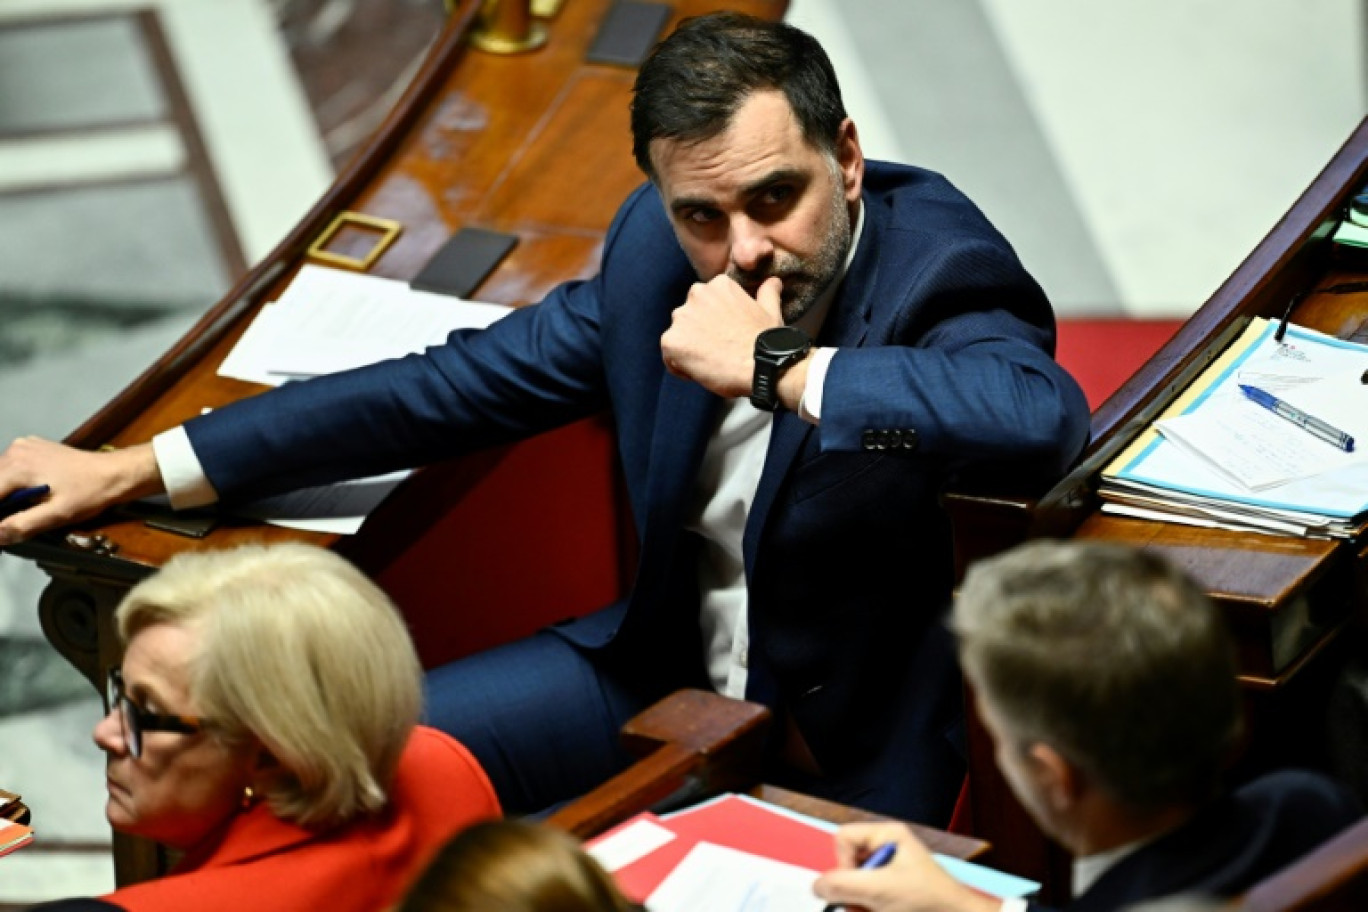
686, 208, 721, 225
763, 185, 793, 205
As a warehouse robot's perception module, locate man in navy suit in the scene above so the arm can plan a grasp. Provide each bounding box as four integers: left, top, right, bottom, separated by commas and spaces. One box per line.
815, 541, 1362, 911
0, 14, 1089, 821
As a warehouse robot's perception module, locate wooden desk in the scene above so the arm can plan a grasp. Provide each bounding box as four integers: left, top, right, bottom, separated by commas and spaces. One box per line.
4, 0, 785, 887
946, 119, 1368, 900
548, 689, 989, 861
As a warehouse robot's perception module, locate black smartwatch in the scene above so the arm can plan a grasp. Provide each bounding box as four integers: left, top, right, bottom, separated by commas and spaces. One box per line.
751, 326, 813, 411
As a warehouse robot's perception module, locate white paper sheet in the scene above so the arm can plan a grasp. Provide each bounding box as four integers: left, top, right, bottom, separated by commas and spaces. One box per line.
211, 265, 513, 531
645, 842, 825, 912
1157, 396, 1353, 490
588, 819, 677, 873
232, 471, 412, 534
218, 265, 512, 387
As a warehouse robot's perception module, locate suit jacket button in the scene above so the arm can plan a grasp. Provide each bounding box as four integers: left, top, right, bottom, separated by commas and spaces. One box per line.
862, 429, 878, 450
887, 429, 903, 447
902, 429, 919, 451
876, 429, 891, 449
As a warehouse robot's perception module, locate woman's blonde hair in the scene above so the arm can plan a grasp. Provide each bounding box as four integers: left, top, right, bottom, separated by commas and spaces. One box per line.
116, 542, 422, 829
399, 819, 635, 912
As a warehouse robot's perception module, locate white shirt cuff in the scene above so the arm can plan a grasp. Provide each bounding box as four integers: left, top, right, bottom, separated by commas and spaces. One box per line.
1001, 898, 1030, 912
797, 347, 837, 423
151, 427, 219, 510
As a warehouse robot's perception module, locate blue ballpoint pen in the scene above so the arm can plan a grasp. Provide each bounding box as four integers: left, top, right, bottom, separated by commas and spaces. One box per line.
0, 485, 50, 520
820, 842, 897, 912
1238, 384, 1355, 453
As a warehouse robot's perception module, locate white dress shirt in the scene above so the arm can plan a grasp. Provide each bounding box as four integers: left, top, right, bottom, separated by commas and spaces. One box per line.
685, 203, 863, 697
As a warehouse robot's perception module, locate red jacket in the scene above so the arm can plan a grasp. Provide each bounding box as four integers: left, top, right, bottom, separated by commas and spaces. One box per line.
104, 726, 499, 912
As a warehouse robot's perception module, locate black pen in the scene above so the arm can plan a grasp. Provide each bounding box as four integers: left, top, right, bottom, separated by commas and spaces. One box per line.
820, 842, 897, 912
0, 485, 50, 519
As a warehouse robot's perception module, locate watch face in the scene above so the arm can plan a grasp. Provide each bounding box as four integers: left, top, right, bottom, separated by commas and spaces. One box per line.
758, 326, 811, 357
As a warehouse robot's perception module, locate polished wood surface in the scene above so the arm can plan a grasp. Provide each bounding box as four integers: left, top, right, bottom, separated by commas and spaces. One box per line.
949, 119, 1368, 901
547, 690, 989, 861
1239, 818, 1368, 912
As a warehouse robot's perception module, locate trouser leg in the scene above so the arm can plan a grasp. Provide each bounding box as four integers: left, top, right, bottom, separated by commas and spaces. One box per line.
422, 630, 658, 815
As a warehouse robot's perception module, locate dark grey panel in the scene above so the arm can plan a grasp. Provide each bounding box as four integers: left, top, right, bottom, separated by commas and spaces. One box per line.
0, 16, 166, 133
0, 177, 230, 327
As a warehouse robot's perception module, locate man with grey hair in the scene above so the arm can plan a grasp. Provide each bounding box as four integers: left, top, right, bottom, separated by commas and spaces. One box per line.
816, 540, 1360, 912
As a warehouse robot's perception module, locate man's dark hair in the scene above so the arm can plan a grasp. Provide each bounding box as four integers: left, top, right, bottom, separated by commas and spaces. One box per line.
630, 12, 847, 180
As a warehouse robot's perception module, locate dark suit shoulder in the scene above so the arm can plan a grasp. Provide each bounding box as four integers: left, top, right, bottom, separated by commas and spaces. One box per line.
862, 160, 1007, 243
1231, 768, 1363, 858
1072, 770, 1362, 912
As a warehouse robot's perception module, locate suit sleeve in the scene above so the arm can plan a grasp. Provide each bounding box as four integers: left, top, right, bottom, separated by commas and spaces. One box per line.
819, 237, 1089, 477
179, 189, 660, 504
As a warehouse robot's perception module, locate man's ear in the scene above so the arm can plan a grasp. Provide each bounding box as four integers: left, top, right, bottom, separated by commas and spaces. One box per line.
835, 118, 864, 202
1027, 741, 1084, 814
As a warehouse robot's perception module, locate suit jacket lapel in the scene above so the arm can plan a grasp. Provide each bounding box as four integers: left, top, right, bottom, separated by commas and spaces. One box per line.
742, 197, 884, 572
642, 372, 721, 553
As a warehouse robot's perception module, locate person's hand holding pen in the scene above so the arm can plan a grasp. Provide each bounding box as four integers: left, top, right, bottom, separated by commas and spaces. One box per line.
814, 822, 1002, 912
0, 437, 164, 546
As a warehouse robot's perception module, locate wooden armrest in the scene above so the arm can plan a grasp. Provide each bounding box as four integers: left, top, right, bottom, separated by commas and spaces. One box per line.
1238, 818, 1368, 912
546, 689, 772, 837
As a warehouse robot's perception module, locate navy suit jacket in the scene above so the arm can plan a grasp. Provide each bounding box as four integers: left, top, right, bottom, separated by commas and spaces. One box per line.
1051, 770, 1364, 912
184, 162, 1089, 783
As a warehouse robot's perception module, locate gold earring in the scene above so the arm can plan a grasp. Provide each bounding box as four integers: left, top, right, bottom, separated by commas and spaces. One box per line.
241, 785, 255, 810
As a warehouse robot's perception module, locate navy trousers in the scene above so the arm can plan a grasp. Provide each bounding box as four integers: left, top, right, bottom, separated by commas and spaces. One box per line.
423, 611, 964, 824
423, 629, 667, 815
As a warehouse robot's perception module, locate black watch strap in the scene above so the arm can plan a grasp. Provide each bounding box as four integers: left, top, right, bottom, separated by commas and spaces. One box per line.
751, 326, 812, 411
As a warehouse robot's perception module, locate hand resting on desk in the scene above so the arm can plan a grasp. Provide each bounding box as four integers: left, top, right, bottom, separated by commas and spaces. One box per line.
0, 437, 163, 545
814, 821, 1002, 912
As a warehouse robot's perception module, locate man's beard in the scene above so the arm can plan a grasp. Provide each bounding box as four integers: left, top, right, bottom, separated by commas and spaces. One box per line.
730, 177, 852, 325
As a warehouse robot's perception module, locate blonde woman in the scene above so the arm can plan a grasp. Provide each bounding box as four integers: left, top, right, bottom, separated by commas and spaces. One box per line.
56, 543, 499, 912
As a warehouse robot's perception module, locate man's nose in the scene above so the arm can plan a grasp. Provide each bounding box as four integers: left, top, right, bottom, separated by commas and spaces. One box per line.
729, 217, 774, 274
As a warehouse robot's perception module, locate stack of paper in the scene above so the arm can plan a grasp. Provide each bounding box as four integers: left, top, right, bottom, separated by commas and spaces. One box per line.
220, 264, 511, 387
211, 265, 512, 533
585, 793, 1037, 911
1100, 318, 1368, 539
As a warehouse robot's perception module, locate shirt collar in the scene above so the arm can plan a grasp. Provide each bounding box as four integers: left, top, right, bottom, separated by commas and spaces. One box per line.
1072, 831, 1161, 896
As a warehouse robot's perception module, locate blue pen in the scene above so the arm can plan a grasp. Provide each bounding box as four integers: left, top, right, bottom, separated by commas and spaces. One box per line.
1238, 384, 1355, 453
820, 842, 897, 912
0, 485, 50, 519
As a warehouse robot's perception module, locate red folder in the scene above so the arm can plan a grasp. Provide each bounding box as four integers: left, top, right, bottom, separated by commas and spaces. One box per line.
589, 794, 836, 901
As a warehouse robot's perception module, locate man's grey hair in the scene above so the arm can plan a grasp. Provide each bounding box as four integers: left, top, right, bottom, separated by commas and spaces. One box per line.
953, 540, 1242, 809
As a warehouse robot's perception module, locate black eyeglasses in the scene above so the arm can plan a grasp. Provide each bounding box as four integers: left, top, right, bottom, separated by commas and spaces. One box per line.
106, 668, 204, 759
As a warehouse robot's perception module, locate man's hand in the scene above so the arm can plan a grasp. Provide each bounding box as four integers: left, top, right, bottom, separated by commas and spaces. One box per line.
813, 822, 1001, 912
660, 274, 785, 399
0, 438, 164, 546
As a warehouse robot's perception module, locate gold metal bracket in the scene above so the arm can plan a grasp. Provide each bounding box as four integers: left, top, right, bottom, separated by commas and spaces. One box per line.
468, 0, 548, 54
306, 212, 402, 271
